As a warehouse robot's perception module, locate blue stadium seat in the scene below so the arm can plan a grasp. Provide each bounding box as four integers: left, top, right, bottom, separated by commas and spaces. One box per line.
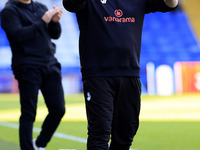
140, 10, 200, 92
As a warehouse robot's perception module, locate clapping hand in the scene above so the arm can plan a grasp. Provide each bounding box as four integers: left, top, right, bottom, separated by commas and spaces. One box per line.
42, 5, 63, 24
52, 5, 63, 23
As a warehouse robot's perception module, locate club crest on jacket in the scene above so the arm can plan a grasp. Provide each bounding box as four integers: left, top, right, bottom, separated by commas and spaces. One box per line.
100, 0, 107, 4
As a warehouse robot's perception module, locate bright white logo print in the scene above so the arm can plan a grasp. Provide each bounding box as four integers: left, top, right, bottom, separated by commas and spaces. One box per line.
100, 0, 107, 4
87, 92, 91, 101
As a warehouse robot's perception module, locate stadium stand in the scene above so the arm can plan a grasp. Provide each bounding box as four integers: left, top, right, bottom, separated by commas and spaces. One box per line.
140, 10, 200, 91
0, 0, 200, 93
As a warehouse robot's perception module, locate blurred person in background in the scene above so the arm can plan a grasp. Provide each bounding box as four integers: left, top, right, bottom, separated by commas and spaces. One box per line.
1, 0, 65, 149
63, 0, 178, 150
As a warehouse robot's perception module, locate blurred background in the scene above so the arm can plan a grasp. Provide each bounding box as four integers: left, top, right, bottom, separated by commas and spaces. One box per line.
0, 0, 200, 95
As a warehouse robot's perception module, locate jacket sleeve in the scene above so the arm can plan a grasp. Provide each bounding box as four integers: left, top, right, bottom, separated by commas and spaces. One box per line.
63, 0, 87, 12
48, 21, 61, 39
145, 0, 177, 14
38, 3, 61, 39
0, 7, 46, 44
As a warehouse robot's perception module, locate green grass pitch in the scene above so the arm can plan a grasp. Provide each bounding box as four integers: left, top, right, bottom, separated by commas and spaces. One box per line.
0, 93, 200, 150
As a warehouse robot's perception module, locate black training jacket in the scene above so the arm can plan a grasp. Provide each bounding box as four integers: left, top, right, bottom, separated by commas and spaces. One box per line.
63, 0, 176, 79
1, 0, 61, 71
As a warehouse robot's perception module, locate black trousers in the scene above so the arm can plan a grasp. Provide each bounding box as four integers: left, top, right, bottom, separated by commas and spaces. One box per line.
83, 77, 141, 150
14, 64, 66, 150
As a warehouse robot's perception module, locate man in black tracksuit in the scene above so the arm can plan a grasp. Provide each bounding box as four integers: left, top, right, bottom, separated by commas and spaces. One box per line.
1, 0, 65, 149
63, 0, 178, 150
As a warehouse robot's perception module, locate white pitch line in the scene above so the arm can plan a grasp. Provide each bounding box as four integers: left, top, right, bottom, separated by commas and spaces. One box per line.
53, 132, 87, 143
0, 121, 87, 143
0, 121, 138, 150
0, 121, 19, 129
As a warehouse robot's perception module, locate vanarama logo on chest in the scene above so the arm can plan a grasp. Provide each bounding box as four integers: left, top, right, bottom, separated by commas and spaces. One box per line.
104, 9, 135, 23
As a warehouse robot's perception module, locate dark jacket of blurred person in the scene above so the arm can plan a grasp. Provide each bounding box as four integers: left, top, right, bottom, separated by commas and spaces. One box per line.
0, 0, 65, 150
1, 0, 61, 72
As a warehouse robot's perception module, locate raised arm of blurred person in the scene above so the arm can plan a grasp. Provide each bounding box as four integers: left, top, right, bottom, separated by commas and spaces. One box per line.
1, 7, 44, 43
164, 0, 179, 8
42, 6, 63, 39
